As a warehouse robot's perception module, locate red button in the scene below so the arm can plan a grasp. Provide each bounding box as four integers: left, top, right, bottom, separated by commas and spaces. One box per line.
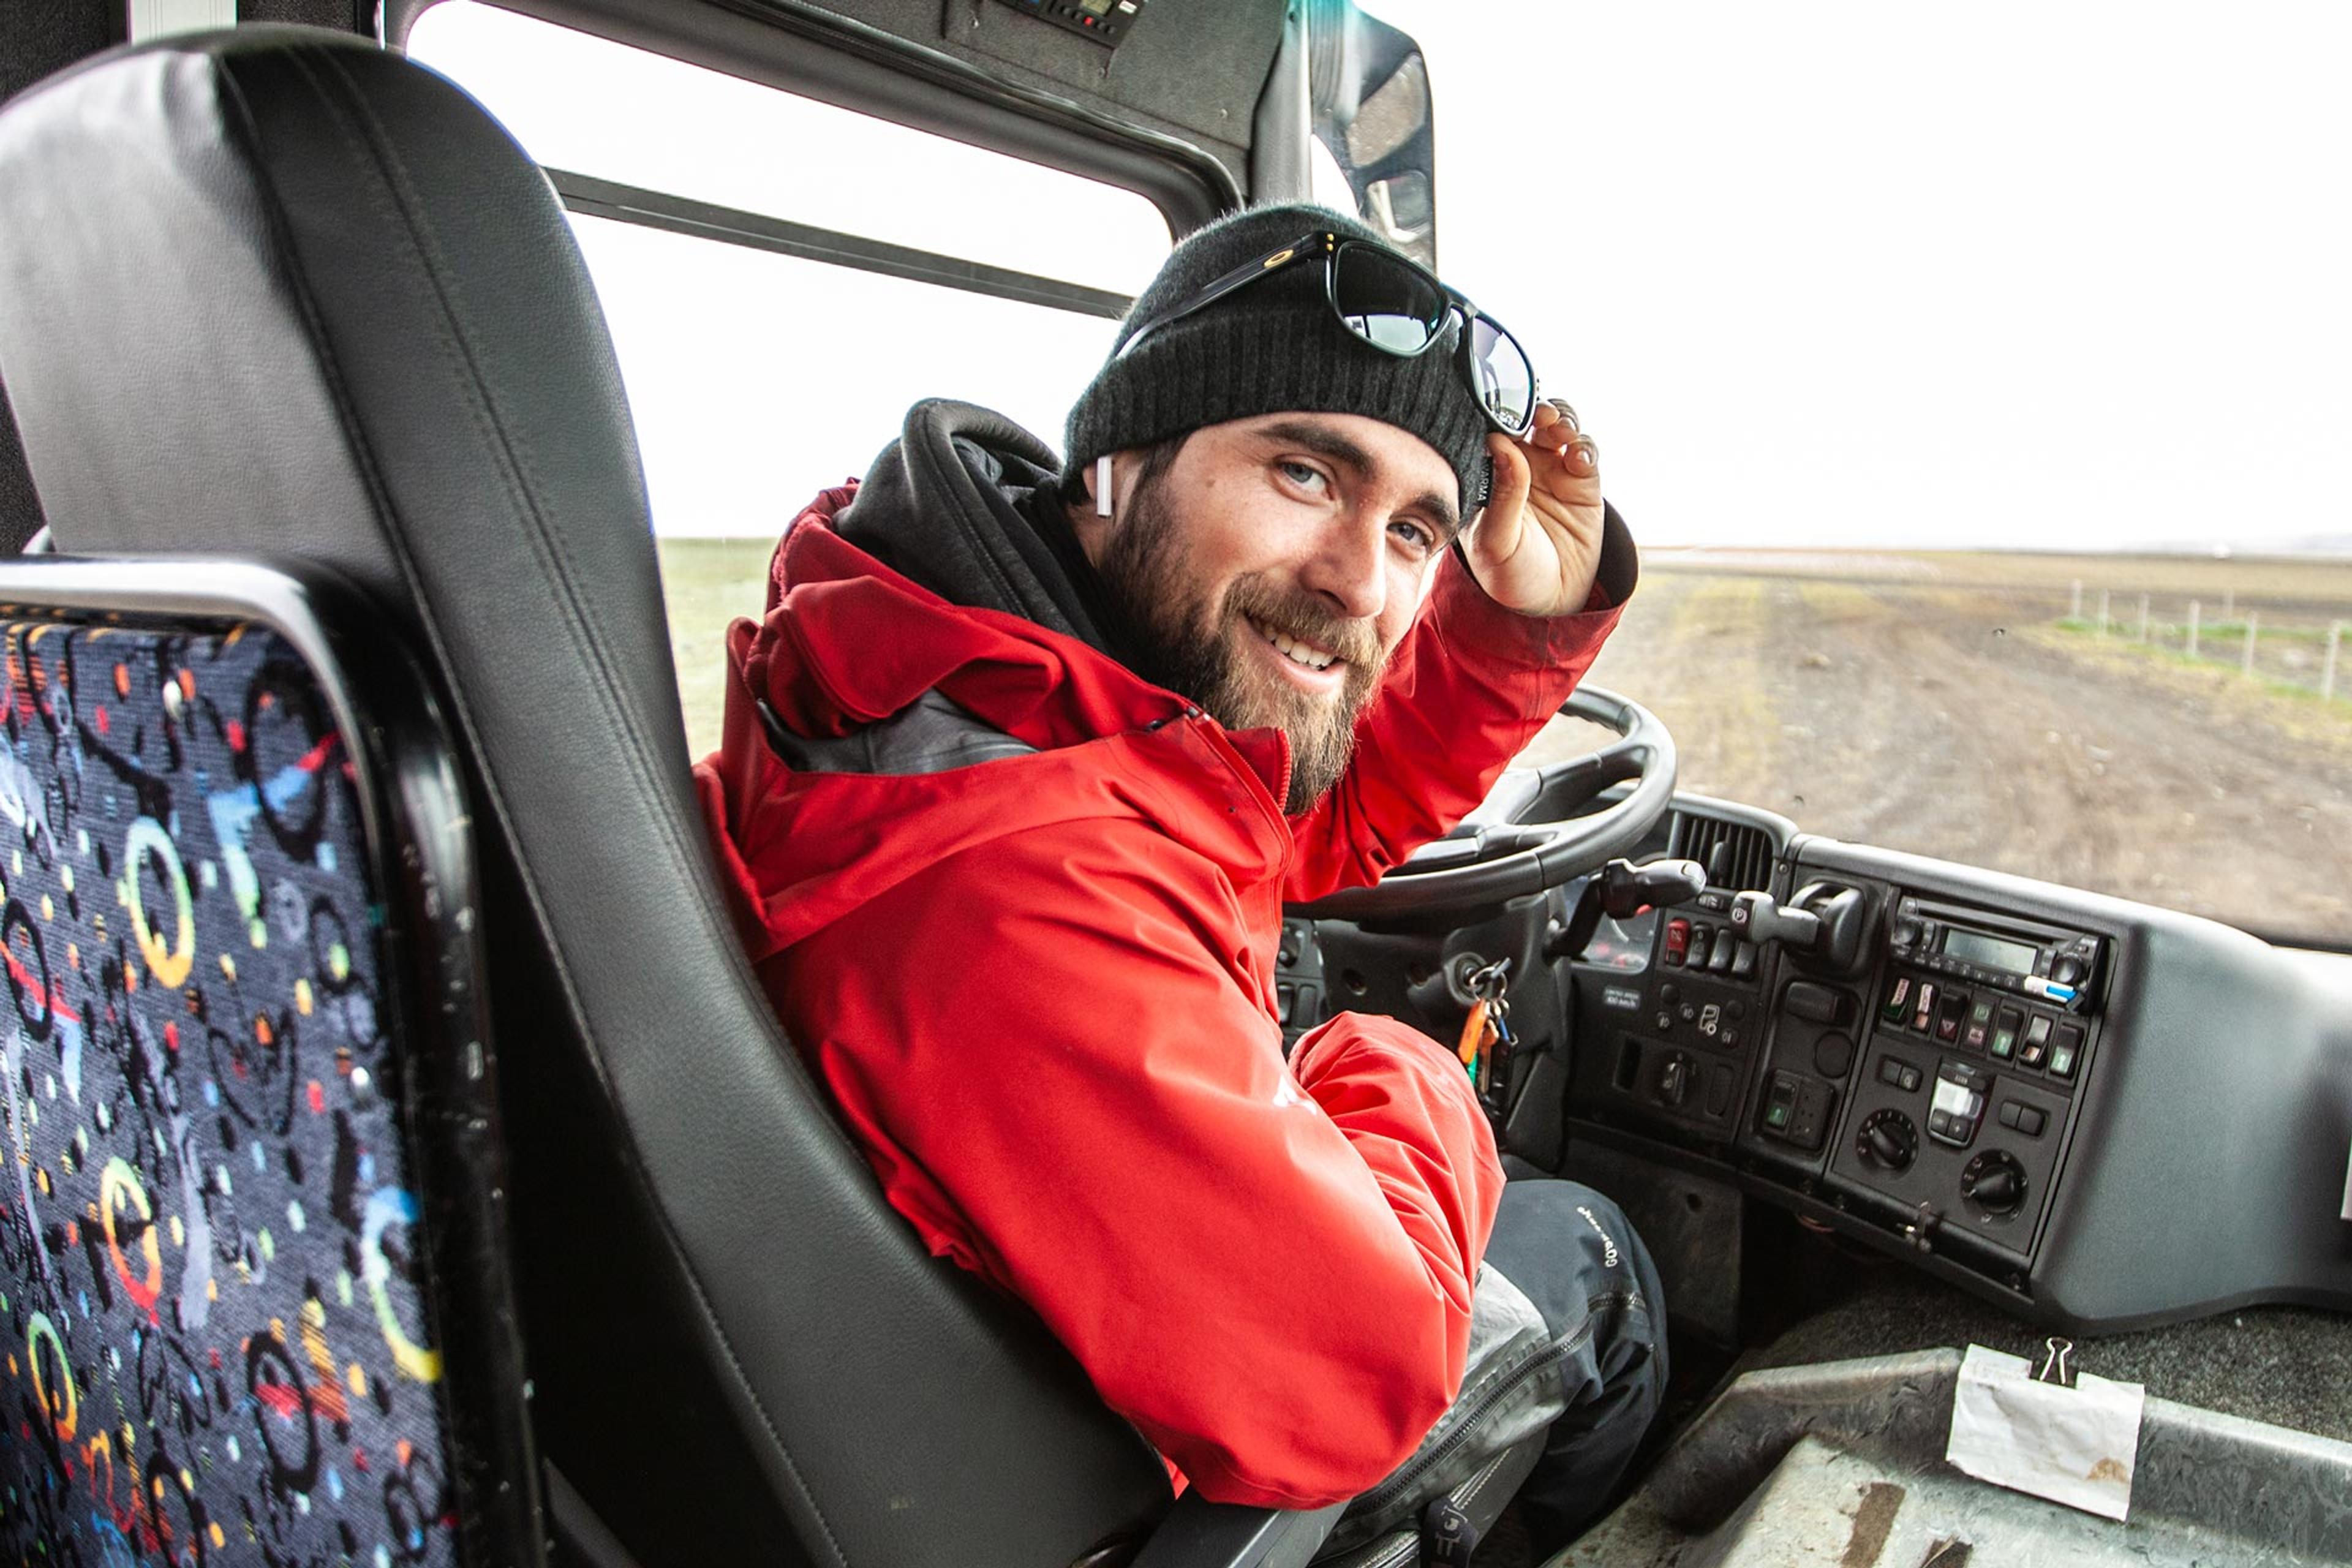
1665, 918, 1691, 965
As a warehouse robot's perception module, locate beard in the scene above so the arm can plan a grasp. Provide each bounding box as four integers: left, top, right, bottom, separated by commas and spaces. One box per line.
1096, 471, 1388, 815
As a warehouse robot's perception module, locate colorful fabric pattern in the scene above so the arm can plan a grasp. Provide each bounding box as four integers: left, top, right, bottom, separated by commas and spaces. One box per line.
0, 616, 459, 1566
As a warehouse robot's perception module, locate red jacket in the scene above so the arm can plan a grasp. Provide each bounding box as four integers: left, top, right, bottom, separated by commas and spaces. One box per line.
696, 481, 1626, 1508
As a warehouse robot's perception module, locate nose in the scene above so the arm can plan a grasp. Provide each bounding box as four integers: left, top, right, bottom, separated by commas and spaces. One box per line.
1297, 512, 1387, 624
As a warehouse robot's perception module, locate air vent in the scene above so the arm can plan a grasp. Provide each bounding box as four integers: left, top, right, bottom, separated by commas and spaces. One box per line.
1669, 812, 1776, 894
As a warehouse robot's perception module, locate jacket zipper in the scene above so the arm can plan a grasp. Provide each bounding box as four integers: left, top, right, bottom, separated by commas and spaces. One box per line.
1346, 1333, 1582, 1520
1345, 1444, 1518, 1568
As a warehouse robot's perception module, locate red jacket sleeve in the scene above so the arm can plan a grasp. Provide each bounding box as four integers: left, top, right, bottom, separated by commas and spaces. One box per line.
1284, 507, 1636, 902
771, 817, 1506, 1509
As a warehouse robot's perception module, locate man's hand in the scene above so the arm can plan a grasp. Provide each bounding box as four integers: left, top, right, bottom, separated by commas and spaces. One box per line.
1461, 402, 1605, 618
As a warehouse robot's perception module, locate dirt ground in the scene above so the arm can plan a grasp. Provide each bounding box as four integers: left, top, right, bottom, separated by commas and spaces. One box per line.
663, 540, 2352, 946
1526, 567, 2352, 944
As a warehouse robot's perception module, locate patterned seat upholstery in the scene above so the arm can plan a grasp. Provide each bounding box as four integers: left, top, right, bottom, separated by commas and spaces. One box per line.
0, 584, 534, 1566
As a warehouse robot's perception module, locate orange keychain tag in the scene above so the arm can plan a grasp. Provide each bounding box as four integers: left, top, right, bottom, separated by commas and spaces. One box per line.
1457, 998, 1496, 1082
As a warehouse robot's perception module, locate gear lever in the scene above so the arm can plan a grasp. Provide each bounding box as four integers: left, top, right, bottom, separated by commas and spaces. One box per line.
1733, 883, 1877, 977
1549, 858, 1708, 963
1729, 889, 1825, 951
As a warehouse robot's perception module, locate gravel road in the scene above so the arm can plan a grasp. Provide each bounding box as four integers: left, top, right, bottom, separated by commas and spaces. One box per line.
1526, 571, 2352, 943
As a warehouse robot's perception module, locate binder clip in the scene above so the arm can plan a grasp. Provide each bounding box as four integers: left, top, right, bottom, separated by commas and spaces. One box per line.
2033, 1336, 2077, 1390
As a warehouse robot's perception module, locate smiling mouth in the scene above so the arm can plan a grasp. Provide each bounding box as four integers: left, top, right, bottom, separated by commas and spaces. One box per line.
1247, 616, 1342, 673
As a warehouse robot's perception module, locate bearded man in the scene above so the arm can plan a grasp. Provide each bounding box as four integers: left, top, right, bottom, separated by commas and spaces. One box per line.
697, 203, 1665, 1552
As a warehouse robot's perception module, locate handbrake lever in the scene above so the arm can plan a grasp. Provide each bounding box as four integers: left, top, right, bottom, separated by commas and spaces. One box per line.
1548, 858, 1708, 963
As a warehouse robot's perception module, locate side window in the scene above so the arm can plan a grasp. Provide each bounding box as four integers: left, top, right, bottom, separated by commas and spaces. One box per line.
406, 2, 1172, 754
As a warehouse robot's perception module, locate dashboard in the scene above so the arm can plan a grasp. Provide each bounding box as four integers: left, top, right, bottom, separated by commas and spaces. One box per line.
1279, 796, 2352, 1333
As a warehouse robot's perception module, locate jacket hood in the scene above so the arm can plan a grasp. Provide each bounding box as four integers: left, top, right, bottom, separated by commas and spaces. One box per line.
832, 398, 1129, 658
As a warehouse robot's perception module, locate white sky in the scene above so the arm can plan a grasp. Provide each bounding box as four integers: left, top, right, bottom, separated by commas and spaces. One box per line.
410, 2, 2352, 552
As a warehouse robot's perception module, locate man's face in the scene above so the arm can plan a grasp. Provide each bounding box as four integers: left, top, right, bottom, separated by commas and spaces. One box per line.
1088, 412, 1464, 813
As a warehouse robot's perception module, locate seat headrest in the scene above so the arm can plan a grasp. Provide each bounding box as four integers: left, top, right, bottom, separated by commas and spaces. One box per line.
0, 25, 654, 615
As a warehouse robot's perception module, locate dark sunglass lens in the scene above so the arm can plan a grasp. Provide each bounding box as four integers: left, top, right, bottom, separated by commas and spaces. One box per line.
1331, 243, 1447, 353
1470, 316, 1538, 431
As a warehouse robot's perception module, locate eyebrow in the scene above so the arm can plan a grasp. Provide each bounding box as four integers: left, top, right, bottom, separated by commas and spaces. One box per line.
1256, 418, 1464, 540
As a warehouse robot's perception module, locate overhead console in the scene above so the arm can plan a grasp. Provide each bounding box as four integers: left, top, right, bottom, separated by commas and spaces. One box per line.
1566, 809, 2352, 1331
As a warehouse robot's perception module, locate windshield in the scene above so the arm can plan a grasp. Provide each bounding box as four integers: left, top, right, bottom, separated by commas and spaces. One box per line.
417, 1, 2351, 947
1369, 1, 2352, 947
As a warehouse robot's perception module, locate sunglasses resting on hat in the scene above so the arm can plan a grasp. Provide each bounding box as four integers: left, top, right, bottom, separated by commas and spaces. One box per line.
1115, 230, 1541, 439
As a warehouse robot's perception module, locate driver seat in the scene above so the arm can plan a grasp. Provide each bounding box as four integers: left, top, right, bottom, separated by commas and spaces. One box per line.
0, 26, 1169, 1566
0, 26, 1550, 1568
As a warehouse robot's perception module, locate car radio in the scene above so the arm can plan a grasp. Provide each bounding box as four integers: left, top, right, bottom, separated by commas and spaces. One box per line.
1888, 896, 2103, 1013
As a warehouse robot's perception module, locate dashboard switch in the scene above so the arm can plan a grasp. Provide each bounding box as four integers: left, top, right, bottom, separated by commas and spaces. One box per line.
1784, 981, 1850, 1025
1912, 981, 1937, 1033
2021, 1013, 2052, 1068
1665, 918, 1691, 966
1657, 1052, 1692, 1108
2049, 1023, 2084, 1079
1760, 1071, 1835, 1152
1990, 1006, 2022, 1061
1731, 940, 1758, 979
1962, 1150, 2029, 1217
1926, 1060, 1992, 1147
1935, 989, 1968, 1044
1858, 1107, 1918, 1172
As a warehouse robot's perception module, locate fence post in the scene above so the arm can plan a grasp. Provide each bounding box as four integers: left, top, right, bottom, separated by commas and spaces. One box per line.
2222, 587, 2234, 620
2137, 594, 2150, 641
2096, 588, 2109, 636
2071, 581, 2082, 618
2325, 622, 2342, 701
2188, 600, 2201, 658
2241, 611, 2259, 677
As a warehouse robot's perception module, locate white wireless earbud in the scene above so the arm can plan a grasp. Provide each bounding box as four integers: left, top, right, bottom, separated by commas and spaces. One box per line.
1095, 453, 1114, 517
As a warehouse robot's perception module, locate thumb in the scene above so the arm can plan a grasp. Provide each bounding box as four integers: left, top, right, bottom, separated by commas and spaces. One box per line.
1471, 432, 1529, 567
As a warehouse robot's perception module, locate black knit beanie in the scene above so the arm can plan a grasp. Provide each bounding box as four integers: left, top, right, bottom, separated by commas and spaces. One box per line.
1066, 203, 1494, 514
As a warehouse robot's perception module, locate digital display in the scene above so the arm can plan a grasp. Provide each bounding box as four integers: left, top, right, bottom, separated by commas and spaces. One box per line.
1079, 0, 1111, 11
1943, 928, 2038, 974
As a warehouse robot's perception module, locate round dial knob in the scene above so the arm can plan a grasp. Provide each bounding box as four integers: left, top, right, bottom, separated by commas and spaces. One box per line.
1961, 1150, 2029, 1217
1856, 1109, 1917, 1173
2050, 954, 2087, 986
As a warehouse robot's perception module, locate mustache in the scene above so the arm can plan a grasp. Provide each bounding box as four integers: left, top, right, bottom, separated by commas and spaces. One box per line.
1221, 576, 1383, 668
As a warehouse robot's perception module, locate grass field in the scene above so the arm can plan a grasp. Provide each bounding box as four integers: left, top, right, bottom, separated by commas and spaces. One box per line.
664, 540, 2352, 944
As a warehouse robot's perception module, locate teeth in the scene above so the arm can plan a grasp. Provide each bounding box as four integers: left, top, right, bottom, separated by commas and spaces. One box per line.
1252, 618, 1337, 671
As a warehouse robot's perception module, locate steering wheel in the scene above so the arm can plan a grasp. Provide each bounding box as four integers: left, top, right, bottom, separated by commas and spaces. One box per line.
1289, 685, 1676, 920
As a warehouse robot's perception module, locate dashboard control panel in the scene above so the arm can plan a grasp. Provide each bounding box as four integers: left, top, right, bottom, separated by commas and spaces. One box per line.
1736, 881, 2110, 1270
1600, 888, 1776, 1142
1546, 805, 2352, 1331
1562, 828, 2120, 1290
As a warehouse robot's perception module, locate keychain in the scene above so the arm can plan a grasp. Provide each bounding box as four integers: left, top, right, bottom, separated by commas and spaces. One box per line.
1456, 997, 1496, 1085
1457, 959, 1514, 1091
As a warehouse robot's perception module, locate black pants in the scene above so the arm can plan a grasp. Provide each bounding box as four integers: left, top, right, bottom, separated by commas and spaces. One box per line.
1481, 1177, 1669, 1551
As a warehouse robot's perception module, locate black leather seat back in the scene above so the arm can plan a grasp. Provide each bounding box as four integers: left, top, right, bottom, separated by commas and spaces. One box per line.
0, 28, 1167, 1566
0, 564, 538, 1567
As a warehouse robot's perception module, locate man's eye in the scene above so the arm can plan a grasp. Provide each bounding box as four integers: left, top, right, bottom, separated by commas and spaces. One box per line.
1276, 460, 1329, 492
1390, 520, 1436, 556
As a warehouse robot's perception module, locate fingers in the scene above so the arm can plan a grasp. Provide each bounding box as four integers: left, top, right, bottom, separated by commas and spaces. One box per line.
1523, 402, 1597, 470
1477, 431, 1531, 558
1563, 433, 1599, 480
